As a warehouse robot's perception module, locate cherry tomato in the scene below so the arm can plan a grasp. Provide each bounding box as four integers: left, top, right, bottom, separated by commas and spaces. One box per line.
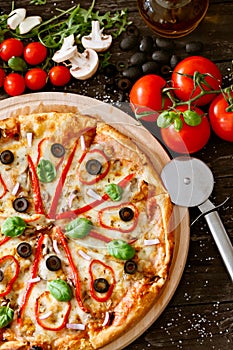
129, 74, 172, 122
0, 38, 24, 62
49, 65, 71, 86
0, 68, 5, 88
172, 56, 222, 106
24, 42, 47, 65
25, 68, 47, 90
160, 105, 211, 154
209, 92, 233, 142
3, 73, 25, 96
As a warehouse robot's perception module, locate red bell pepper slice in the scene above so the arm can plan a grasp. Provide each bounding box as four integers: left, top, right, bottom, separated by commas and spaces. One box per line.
18, 234, 45, 324
56, 173, 135, 220
89, 259, 116, 302
35, 291, 71, 331
79, 149, 110, 185
27, 155, 44, 215
36, 137, 48, 166
56, 227, 88, 313
48, 128, 94, 219
98, 203, 139, 233
0, 237, 11, 247
0, 174, 7, 199
0, 255, 20, 297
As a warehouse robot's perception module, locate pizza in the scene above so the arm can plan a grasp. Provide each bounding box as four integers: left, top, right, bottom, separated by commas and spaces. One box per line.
0, 111, 173, 350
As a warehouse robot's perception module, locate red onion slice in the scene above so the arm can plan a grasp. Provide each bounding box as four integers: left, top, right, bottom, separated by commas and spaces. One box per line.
66, 323, 85, 330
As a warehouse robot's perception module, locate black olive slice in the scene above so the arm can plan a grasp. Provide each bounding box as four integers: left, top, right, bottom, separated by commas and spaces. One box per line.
13, 197, 29, 213
93, 278, 110, 293
119, 207, 134, 222
0, 150, 14, 164
51, 143, 65, 158
30, 347, 43, 350
17, 242, 32, 258
0, 270, 4, 282
46, 255, 61, 271
86, 159, 102, 175
124, 260, 137, 274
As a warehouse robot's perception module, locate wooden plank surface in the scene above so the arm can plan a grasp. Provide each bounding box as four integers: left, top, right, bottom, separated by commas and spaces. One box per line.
0, 1, 233, 349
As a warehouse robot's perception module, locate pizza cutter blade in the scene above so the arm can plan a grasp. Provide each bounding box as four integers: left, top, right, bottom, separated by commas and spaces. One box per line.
161, 156, 233, 282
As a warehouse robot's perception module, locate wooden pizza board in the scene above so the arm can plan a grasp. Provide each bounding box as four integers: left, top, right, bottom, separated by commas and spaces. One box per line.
0, 92, 190, 350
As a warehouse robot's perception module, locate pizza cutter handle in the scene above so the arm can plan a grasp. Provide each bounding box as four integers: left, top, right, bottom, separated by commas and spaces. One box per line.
199, 200, 233, 282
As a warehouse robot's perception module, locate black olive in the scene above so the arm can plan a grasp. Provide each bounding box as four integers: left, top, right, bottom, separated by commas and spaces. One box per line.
142, 61, 159, 74
119, 207, 134, 222
139, 35, 154, 53
30, 347, 43, 350
120, 35, 139, 51
126, 24, 140, 37
46, 255, 61, 271
86, 159, 102, 175
122, 66, 143, 80
124, 260, 137, 274
0, 150, 14, 164
152, 50, 170, 65
0, 270, 4, 282
116, 60, 128, 72
155, 37, 174, 51
160, 65, 172, 77
170, 54, 181, 69
103, 64, 118, 77
13, 197, 29, 213
117, 78, 131, 91
129, 52, 147, 66
17, 242, 32, 258
185, 41, 203, 54
51, 143, 65, 158
93, 278, 110, 293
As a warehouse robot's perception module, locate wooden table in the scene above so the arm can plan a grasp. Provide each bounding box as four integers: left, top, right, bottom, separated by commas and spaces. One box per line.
0, 1, 233, 349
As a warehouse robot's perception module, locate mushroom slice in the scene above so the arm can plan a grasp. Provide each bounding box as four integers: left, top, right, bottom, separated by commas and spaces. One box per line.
19, 16, 42, 35
81, 21, 112, 52
52, 35, 77, 63
69, 49, 99, 80
7, 8, 26, 30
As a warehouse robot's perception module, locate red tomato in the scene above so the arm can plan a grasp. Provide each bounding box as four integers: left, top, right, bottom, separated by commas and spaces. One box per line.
0, 38, 24, 61
3, 73, 25, 96
49, 65, 71, 86
209, 92, 233, 142
160, 106, 211, 154
172, 56, 222, 106
0, 68, 5, 88
24, 42, 47, 65
25, 68, 47, 90
129, 74, 172, 122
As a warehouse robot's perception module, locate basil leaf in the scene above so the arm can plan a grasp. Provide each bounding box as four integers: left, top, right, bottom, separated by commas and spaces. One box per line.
1, 216, 26, 237
8, 57, 27, 72
65, 217, 93, 239
183, 110, 202, 126
105, 184, 123, 201
107, 239, 135, 260
47, 279, 72, 302
0, 306, 14, 328
37, 159, 56, 183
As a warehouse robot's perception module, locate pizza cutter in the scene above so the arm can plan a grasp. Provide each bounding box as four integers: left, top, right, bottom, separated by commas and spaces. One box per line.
161, 156, 233, 282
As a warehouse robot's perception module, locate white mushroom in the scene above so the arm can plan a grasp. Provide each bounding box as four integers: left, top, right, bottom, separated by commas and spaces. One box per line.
7, 8, 26, 30
52, 34, 77, 63
19, 16, 42, 35
69, 48, 99, 80
81, 21, 112, 52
